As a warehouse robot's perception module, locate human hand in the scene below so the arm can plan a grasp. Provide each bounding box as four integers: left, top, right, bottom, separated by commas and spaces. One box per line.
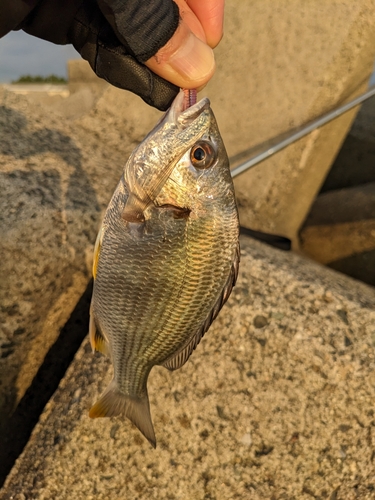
96, 0, 224, 101
15, 0, 224, 110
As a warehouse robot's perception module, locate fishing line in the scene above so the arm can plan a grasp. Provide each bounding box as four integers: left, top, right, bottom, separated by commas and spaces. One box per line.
230, 84, 375, 178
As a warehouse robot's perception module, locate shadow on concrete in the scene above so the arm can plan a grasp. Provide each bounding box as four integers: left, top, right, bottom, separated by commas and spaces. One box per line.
240, 227, 291, 251
0, 281, 93, 488
0, 105, 99, 212
321, 135, 375, 192
328, 249, 375, 288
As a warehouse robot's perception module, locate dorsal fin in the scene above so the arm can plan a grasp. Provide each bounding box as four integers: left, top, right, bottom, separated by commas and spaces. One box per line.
162, 242, 240, 371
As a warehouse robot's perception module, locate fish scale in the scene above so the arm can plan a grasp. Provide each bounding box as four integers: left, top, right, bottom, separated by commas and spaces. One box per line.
89, 91, 239, 447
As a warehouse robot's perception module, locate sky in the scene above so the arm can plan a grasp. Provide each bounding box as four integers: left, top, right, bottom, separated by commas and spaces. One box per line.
0, 30, 80, 82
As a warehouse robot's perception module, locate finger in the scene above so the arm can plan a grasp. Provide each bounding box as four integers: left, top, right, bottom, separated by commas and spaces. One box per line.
145, 0, 216, 89
187, 0, 225, 48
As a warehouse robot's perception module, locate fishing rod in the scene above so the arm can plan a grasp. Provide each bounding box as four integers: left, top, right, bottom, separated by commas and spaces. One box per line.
230, 84, 375, 178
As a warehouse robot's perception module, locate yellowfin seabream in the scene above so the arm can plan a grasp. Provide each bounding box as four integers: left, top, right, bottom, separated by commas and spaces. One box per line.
89, 91, 240, 447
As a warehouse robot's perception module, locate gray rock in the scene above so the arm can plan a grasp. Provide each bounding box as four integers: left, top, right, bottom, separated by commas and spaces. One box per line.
253, 315, 268, 329
2, 237, 375, 500
303, 183, 375, 226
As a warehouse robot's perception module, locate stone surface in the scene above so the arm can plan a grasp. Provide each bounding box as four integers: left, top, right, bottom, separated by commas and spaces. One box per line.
2, 237, 375, 500
303, 183, 375, 227
202, 0, 375, 246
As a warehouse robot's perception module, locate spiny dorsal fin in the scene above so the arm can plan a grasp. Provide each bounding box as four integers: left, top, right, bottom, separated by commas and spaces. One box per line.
162, 242, 240, 371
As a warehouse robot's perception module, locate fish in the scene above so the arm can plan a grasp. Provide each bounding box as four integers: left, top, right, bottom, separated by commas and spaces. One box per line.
88, 90, 240, 447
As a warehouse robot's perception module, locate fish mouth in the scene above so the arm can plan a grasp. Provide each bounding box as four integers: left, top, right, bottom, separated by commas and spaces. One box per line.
169, 91, 210, 128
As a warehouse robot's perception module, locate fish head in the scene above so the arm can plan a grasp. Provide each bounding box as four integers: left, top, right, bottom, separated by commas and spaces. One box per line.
122, 91, 232, 223
160, 96, 233, 216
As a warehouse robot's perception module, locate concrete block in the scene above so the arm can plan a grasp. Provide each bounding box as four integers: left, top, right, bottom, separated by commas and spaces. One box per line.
2, 236, 375, 499
203, 0, 375, 247
67, 59, 108, 95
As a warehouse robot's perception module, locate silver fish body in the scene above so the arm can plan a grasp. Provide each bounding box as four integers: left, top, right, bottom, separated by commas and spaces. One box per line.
89, 91, 240, 447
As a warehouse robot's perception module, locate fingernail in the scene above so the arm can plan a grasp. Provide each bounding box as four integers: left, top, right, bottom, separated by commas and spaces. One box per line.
167, 32, 215, 86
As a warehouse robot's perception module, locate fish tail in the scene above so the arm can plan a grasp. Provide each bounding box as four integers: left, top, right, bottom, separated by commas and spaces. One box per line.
89, 380, 156, 448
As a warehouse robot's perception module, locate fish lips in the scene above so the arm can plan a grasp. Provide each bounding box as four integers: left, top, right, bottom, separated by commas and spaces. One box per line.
169, 91, 211, 128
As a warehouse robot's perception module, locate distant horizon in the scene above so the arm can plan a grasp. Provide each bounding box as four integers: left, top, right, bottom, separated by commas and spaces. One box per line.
0, 30, 80, 83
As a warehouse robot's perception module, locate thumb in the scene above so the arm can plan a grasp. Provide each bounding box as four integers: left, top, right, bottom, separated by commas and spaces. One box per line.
145, 8, 215, 89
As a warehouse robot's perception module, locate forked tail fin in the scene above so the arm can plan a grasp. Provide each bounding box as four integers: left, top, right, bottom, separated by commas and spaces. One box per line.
89, 380, 156, 448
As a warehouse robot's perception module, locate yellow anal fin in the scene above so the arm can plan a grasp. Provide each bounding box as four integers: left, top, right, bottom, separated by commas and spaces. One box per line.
89, 306, 110, 357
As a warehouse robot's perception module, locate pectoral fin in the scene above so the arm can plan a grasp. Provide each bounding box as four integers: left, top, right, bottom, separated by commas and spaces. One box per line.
122, 193, 147, 223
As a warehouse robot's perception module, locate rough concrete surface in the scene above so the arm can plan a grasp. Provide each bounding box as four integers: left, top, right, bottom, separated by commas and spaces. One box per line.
304, 183, 375, 227
202, 0, 375, 246
68, 59, 108, 96
2, 237, 375, 500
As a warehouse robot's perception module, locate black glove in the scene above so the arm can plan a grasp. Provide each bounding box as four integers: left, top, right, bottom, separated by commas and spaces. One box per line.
2, 0, 180, 110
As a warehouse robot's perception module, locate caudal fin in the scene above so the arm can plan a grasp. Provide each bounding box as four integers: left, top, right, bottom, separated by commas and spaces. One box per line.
89, 380, 156, 448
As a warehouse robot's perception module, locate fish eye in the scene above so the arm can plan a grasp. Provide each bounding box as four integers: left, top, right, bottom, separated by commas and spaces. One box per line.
190, 141, 216, 170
